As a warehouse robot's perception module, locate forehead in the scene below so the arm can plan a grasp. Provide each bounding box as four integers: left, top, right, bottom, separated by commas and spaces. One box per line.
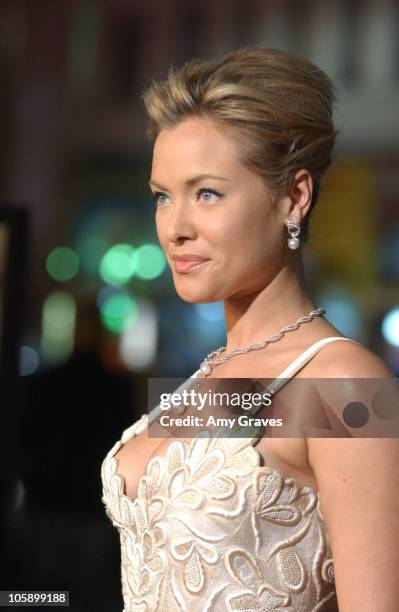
151, 117, 241, 177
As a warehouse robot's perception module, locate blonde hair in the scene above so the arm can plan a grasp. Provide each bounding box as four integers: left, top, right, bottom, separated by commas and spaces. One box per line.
143, 46, 339, 241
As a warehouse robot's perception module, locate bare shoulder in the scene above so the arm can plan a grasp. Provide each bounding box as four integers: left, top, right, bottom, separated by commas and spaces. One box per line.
304, 337, 394, 378
302, 339, 398, 441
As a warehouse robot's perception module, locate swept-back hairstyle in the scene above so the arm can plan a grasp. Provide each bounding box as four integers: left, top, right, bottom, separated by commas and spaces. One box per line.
143, 47, 339, 241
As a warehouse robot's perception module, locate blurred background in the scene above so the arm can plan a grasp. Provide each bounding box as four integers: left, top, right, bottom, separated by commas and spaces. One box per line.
0, 0, 398, 610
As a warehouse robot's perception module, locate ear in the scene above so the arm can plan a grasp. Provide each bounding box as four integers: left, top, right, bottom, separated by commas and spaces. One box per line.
280, 169, 313, 224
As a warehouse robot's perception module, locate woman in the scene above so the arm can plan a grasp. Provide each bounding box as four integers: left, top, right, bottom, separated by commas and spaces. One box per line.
101, 47, 398, 611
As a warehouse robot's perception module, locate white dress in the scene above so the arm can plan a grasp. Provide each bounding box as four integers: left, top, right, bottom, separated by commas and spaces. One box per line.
101, 336, 354, 611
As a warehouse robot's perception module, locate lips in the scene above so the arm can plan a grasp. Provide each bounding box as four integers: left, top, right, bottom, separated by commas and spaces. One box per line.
172, 254, 210, 274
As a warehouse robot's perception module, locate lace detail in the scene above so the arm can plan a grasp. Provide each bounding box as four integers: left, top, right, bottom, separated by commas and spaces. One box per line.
101, 414, 337, 611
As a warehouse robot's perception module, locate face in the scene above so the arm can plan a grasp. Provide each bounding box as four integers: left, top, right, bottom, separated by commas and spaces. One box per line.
150, 116, 286, 304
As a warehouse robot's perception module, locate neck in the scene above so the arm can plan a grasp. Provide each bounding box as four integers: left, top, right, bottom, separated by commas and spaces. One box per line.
223, 258, 317, 352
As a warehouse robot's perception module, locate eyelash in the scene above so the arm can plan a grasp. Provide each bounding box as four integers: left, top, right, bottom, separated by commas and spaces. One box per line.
152, 188, 223, 207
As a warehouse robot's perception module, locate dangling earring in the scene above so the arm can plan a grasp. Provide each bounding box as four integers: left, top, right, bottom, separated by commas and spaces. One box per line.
286, 221, 301, 249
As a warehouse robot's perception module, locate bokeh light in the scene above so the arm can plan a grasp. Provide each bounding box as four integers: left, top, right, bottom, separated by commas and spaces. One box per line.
46, 247, 79, 281
97, 285, 129, 310
119, 298, 158, 370
194, 302, 224, 322
41, 291, 76, 361
133, 244, 166, 280
99, 243, 136, 285
99, 292, 138, 333
382, 308, 399, 347
19, 346, 39, 376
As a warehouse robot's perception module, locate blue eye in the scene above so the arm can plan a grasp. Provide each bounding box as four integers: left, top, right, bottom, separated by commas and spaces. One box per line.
151, 188, 223, 207
197, 189, 222, 202
152, 191, 171, 207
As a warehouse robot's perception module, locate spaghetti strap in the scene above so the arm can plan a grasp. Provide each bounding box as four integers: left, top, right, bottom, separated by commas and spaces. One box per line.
178, 337, 360, 424
265, 336, 359, 397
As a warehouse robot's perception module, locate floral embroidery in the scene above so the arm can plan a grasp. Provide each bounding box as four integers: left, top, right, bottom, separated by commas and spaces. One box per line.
225, 548, 291, 610
101, 417, 337, 611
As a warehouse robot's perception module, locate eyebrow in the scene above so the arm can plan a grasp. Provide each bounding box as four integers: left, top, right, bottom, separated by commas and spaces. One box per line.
148, 174, 230, 190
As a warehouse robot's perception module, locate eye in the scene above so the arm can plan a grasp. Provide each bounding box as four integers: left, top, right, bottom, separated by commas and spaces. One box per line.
152, 191, 171, 207
197, 188, 222, 203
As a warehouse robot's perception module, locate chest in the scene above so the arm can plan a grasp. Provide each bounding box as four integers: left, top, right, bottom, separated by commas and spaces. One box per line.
113, 425, 317, 503
112, 349, 324, 502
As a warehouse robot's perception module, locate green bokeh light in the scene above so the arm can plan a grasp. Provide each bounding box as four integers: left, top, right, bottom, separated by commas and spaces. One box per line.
100, 293, 138, 333
133, 244, 166, 280
41, 291, 76, 361
46, 247, 79, 281
99, 243, 136, 285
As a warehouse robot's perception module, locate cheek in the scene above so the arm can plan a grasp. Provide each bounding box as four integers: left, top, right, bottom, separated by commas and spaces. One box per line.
231, 219, 279, 275
206, 224, 232, 248
203, 215, 243, 247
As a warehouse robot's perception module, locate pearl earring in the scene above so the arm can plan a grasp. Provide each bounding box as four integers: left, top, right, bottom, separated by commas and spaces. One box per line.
286, 221, 301, 249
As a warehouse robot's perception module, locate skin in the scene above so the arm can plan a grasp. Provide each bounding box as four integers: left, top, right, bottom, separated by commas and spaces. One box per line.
120, 115, 399, 611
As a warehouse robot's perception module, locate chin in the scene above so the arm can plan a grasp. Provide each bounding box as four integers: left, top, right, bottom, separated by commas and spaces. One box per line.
177, 292, 216, 304
174, 284, 220, 304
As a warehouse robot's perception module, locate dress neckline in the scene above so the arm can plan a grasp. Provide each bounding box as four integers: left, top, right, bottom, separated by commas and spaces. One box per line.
104, 414, 321, 508
103, 336, 357, 507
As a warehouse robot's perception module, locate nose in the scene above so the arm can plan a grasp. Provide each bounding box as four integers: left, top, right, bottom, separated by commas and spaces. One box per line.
164, 198, 197, 244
